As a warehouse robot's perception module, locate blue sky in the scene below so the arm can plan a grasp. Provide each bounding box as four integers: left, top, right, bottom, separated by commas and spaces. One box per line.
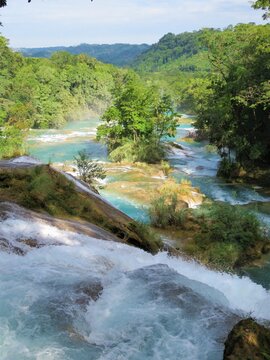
0, 0, 264, 48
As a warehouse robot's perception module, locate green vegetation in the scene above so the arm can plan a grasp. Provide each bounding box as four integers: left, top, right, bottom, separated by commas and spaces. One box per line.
148, 180, 189, 228
252, 0, 270, 19
185, 24, 270, 177
96, 72, 177, 163
0, 164, 162, 253
131, 30, 210, 110
132, 22, 270, 179
0, 35, 123, 158
74, 150, 106, 187
148, 183, 269, 269
185, 203, 269, 269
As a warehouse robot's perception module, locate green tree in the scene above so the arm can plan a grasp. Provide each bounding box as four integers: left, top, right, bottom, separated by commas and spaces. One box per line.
253, 0, 270, 19
97, 72, 177, 163
187, 24, 270, 176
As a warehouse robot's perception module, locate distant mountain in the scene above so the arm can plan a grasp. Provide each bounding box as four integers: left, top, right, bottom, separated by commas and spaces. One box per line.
18, 43, 150, 67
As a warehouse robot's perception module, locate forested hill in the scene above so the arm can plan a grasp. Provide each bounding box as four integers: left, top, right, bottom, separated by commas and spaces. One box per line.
130, 30, 210, 109
131, 31, 208, 72
19, 43, 150, 67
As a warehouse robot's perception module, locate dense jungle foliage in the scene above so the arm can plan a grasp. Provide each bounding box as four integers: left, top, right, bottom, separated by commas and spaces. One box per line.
0, 18, 269, 174
0, 36, 123, 158
131, 30, 210, 110
133, 23, 270, 174
96, 72, 177, 163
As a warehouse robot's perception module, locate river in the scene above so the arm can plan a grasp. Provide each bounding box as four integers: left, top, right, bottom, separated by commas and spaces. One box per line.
0, 116, 267, 360
27, 117, 270, 288
27, 117, 270, 228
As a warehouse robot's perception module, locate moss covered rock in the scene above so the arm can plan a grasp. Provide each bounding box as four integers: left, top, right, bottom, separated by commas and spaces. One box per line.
224, 318, 270, 360
0, 161, 162, 254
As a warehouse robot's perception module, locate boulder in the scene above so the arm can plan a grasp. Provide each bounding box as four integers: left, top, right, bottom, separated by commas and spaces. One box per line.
224, 318, 270, 360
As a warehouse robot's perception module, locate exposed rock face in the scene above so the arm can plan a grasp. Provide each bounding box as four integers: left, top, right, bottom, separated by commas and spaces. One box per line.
224, 318, 270, 360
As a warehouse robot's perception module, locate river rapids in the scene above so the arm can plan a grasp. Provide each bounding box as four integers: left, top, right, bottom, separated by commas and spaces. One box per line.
0, 202, 270, 360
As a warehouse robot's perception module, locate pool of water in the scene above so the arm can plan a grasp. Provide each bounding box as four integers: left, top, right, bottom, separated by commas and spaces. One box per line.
28, 119, 107, 163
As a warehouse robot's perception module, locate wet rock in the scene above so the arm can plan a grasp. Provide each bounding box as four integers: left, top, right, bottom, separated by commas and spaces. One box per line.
224, 318, 270, 360
75, 280, 103, 306
19, 238, 43, 248
168, 141, 185, 150
0, 237, 25, 256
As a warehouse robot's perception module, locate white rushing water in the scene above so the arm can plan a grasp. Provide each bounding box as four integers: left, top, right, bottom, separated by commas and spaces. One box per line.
1, 213, 270, 360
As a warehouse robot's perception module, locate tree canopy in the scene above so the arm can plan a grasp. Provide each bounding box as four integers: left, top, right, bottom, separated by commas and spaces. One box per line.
186, 24, 270, 175
97, 72, 177, 163
253, 0, 270, 19
0, 35, 122, 158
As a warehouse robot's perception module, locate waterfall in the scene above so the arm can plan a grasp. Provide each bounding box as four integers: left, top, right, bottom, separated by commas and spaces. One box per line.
0, 207, 269, 360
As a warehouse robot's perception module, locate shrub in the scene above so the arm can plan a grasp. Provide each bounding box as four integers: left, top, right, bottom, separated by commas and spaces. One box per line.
74, 150, 106, 185
182, 203, 269, 269
109, 141, 135, 162
217, 158, 240, 179
109, 139, 167, 164
129, 221, 162, 253
161, 160, 172, 177
148, 195, 187, 228
197, 203, 262, 250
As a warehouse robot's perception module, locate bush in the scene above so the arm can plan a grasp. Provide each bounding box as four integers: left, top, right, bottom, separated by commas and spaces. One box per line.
109, 141, 135, 162
205, 242, 240, 269
135, 139, 167, 163
197, 203, 262, 250
182, 203, 269, 269
217, 158, 240, 179
129, 221, 162, 253
74, 150, 106, 185
148, 195, 187, 228
161, 160, 172, 177
109, 139, 167, 164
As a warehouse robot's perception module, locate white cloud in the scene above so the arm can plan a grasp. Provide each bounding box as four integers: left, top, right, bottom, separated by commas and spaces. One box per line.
0, 0, 264, 47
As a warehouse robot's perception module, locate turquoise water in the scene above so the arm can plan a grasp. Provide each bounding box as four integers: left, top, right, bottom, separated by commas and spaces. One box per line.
27, 117, 270, 289
100, 191, 149, 223
0, 116, 268, 359
27, 116, 270, 214
28, 119, 107, 163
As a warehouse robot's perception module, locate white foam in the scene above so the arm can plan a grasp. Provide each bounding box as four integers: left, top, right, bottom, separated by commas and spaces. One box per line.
11, 156, 42, 165
0, 215, 269, 321
28, 130, 96, 143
